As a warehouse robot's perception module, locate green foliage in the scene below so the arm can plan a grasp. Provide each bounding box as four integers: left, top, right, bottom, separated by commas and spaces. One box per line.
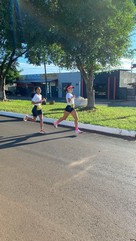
27, 1, 135, 109
6, 65, 20, 84
49, 0, 136, 108
0, 0, 52, 98
48, 0, 135, 71
0, 0, 23, 49
26, 46, 51, 66
1, 0, 135, 104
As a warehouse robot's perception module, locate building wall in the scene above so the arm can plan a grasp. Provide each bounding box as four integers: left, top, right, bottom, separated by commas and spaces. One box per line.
18, 72, 81, 98
58, 72, 81, 98
92, 70, 136, 100
17, 73, 59, 97
90, 70, 120, 99
17, 70, 136, 100
119, 71, 136, 87
119, 71, 136, 100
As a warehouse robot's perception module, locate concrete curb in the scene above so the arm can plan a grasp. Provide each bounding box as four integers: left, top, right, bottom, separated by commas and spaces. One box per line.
0, 111, 136, 138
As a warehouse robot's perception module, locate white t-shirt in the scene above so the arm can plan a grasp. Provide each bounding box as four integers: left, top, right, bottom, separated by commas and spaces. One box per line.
66, 93, 74, 106
32, 93, 42, 106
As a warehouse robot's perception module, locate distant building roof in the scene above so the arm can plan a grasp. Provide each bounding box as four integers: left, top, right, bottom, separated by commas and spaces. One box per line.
18, 73, 58, 83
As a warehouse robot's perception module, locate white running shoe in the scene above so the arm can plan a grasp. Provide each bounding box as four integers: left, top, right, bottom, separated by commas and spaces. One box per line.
54, 121, 58, 128
75, 129, 83, 134
23, 115, 28, 122
40, 129, 46, 134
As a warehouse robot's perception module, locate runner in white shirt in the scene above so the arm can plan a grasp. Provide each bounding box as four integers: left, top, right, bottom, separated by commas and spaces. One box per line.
54, 85, 82, 134
23, 86, 46, 134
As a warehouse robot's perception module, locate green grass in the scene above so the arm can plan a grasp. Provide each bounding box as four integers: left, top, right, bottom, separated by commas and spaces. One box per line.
0, 100, 136, 131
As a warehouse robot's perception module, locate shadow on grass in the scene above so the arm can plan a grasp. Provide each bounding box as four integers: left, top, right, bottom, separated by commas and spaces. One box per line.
49, 108, 64, 111
108, 103, 136, 107
43, 111, 64, 115
95, 115, 136, 122
77, 107, 97, 113
43, 108, 64, 115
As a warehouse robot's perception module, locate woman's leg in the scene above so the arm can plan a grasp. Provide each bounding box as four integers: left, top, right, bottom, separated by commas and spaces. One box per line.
71, 109, 78, 129
24, 115, 36, 122
71, 109, 82, 133
39, 114, 44, 130
54, 111, 70, 127
24, 106, 37, 122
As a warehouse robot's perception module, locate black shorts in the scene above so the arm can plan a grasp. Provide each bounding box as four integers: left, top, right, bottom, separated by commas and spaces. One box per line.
65, 105, 74, 113
32, 106, 42, 117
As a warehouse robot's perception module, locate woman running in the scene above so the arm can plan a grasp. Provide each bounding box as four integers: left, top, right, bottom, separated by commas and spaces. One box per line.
54, 85, 82, 134
23, 86, 46, 134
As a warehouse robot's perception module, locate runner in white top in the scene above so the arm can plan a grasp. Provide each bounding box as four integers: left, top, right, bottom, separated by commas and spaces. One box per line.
23, 86, 46, 134
54, 84, 82, 134
32, 93, 42, 106
66, 92, 75, 107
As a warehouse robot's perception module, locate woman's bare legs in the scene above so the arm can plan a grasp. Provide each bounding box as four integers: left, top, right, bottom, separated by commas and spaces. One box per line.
24, 115, 36, 122
70, 109, 78, 129
54, 111, 70, 127
71, 109, 83, 133
39, 114, 44, 130
24, 114, 45, 133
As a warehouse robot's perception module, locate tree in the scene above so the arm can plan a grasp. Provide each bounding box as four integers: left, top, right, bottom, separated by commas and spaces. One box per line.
31, 0, 135, 108
1, 0, 135, 107
0, 0, 28, 99
26, 46, 53, 98
51, 0, 136, 108
6, 64, 20, 85
0, 0, 54, 100
26, 42, 66, 97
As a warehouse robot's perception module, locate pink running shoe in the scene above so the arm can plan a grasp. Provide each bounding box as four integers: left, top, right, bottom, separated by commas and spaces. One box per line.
75, 129, 83, 134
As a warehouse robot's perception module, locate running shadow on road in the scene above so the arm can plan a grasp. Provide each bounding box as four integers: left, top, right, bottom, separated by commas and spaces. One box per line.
0, 129, 72, 142
0, 132, 77, 150
0, 118, 22, 123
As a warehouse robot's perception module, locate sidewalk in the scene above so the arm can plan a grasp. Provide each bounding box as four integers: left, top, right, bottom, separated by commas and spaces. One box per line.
0, 111, 136, 139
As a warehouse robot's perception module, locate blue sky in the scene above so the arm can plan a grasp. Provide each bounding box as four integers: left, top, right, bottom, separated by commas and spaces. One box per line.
18, 29, 136, 75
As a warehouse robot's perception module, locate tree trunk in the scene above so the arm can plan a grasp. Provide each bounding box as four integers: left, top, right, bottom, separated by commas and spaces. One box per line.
0, 74, 6, 100
76, 58, 95, 109
84, 73, 95, 109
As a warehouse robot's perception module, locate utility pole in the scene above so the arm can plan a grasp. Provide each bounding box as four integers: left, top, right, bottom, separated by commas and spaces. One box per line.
131, 63, 136, 100
43, 60, 48, 98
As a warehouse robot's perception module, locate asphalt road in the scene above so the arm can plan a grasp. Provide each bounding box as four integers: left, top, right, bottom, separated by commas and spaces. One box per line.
0, 116, 136, 241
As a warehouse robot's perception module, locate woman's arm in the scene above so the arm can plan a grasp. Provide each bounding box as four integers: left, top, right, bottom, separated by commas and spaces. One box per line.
68, 95, 75, 102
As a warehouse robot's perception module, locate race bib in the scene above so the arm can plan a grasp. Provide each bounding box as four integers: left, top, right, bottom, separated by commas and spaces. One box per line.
37, 104, 42, 110
71, 104, 74, 108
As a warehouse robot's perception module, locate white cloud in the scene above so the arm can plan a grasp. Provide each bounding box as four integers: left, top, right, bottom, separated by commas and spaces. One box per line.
119, 58, 136, 72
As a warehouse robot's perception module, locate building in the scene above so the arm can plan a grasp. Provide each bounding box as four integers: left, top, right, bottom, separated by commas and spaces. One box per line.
16, 73, 58, 98
93, 69, 136, 100
57, 72, 81, 98
16, 72, 82, 98
82, 69, 136, 100
16, 69, 136, 100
